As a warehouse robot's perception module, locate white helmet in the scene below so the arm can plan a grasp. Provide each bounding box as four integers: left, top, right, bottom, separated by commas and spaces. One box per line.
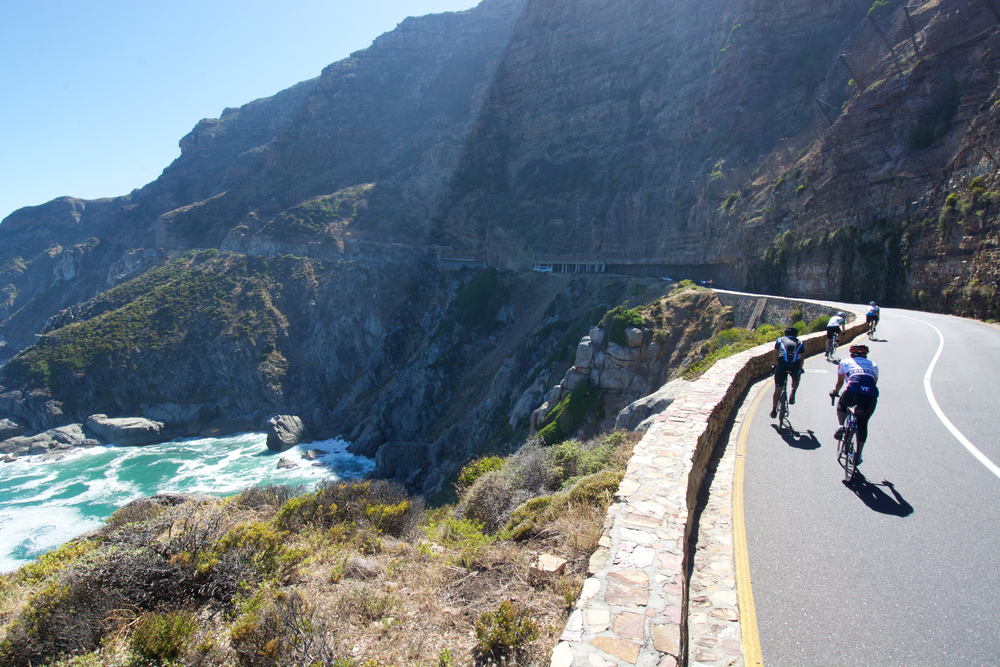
838, 311, 846, 317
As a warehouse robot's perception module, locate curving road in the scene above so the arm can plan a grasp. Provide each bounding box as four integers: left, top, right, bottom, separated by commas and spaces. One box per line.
742, 307, 1000, 666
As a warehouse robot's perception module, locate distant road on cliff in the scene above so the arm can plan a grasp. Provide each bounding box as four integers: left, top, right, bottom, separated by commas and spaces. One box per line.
742, 306, 1000, 666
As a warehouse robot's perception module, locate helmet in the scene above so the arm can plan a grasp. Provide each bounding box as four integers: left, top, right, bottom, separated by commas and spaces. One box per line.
849, 344, 869, 357
838, 311, 846, 317
869, 301, 876, 306
784, 327, 798, 337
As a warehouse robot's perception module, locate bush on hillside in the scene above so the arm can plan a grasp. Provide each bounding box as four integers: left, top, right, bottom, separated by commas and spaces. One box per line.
600, 302, 645, 346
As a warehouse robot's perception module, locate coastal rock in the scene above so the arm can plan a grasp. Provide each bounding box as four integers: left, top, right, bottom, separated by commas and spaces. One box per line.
85, 414, 165, 447
302, 448, 328, 461
0, 418, 26, 440
615, 378, 692, 432
276, 457, 298, 469
265, 415, 309, 452
141, 402, 220, 436
0, 423, 100, 456
372, 441, 429, 488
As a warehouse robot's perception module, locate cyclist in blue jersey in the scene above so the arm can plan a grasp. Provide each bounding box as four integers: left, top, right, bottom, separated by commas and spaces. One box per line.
866, 301, 880, 336
831, 344, 879, 465
770, 327, 805, 419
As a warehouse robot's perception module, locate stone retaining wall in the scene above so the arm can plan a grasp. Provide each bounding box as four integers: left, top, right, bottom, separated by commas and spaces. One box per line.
550, 298, 867, 667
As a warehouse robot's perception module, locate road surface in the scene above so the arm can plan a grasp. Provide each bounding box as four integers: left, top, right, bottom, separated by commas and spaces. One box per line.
742, 307, 1000, 666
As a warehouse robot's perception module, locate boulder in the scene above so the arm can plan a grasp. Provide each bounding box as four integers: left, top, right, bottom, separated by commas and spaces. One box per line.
85, 414, 165, 447
302, 448, 328, 461
1, 423, 100, 456
615, 378, 692, 431
141, 402, 219, 435
589, 327, 606, 345
349, 420, 386, 458
606, 344, 640, 367
276, 457, 299, 470
0, 418, 26, 440
372, 441, 429, 487
625, 326, 644, 347
265, 415, 308, 452
575, 338, 597, 369
591, 367, 633, 391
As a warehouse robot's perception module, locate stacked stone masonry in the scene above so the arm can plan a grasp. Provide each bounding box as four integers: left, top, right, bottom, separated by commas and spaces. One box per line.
550, 298, 867, 666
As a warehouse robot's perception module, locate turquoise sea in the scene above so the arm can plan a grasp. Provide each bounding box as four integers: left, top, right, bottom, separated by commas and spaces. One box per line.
0, 432, 374, 573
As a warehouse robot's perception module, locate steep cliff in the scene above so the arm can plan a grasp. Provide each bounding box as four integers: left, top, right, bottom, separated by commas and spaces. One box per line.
1, 0, 999, 473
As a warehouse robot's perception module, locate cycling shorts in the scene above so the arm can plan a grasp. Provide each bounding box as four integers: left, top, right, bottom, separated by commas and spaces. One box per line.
866, 314, 878, 323
774, 360, 803, 386
826, 326, 841, 339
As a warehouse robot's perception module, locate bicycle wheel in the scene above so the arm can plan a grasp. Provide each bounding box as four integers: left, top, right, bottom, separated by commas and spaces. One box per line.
842, 429, 856, 481
777, 387, 788, 427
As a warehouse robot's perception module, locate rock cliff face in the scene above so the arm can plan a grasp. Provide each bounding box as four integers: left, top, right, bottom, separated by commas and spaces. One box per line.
1, 0, 999, 480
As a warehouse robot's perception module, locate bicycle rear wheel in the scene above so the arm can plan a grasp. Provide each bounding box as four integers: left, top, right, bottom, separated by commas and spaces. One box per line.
777, 388, 788, 427
842, 430, 857, 481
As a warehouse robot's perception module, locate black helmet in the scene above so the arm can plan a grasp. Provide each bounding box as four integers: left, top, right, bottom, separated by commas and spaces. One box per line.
784, 327, 798, 337
849, 344, 869, 357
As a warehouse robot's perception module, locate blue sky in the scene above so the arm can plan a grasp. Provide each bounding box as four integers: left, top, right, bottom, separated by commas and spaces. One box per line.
0, 0, 478, 222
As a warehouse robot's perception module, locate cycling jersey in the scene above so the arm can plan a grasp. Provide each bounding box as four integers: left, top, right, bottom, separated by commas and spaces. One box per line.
866, 305, 880, 317
838, 356, 879, 397
827, 315, 846, 328
774, 335, 804, 363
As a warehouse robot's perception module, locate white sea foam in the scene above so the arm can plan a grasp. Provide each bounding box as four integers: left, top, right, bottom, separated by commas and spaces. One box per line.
0, 432, 373, 573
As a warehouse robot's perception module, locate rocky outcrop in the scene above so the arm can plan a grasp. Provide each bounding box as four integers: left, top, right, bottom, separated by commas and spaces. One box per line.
85, 414, 165, 447
0, 423, 100, 457
265, 415, 309, 453
371, 441, 429, 488
614, 378, 692, 432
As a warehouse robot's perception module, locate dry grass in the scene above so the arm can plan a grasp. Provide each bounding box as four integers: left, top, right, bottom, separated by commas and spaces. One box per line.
1, 432, 642, 667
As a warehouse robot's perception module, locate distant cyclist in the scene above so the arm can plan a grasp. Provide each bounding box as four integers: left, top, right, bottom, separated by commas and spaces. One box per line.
770, 327, 805, 418
830, 344, 879, 466
866, 301, 880, 336
825, 311, 847, 358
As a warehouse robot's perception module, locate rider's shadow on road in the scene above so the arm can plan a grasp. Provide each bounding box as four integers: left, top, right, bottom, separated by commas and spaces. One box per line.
844, 474, 913, 517
770, 425, 821, 450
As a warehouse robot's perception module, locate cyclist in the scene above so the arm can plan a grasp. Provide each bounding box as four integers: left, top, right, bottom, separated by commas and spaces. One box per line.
770, 327, 805, 418
825, 311, 847, 358
866, 301, 880, 335
830, 344, 879, 466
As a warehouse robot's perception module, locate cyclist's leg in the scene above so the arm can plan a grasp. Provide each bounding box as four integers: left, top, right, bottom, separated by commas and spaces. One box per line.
834, 391, 853, 438
789, 363, 802, 402
854, 396, 877, 459
771, 366, 787, 416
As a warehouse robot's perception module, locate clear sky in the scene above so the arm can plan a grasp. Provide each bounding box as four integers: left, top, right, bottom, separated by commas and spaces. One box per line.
0, 0, 478, 223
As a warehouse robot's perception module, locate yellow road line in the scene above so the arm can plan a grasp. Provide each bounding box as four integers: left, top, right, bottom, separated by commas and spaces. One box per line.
735, 382, 768, 667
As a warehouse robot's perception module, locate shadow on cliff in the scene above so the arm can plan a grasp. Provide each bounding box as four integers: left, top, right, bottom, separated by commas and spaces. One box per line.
844, 475, 913, 517
770, 424, 821, 450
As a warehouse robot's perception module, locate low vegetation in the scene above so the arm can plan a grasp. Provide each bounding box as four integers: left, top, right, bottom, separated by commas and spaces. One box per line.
0, 431, 642, 667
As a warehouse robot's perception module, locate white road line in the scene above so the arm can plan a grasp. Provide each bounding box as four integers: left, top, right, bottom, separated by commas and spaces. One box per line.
897, 313, 1000, 480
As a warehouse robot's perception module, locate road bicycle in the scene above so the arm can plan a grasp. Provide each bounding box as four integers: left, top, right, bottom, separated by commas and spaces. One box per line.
830, 391, 858, 481
826, 332, 840, 361
867, 319, 878, 339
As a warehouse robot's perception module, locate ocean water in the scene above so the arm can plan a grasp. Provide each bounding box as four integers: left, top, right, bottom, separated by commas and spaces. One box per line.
0, 432, 374, 573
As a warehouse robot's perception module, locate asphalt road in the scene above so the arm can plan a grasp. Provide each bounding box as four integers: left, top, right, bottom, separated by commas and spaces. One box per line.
743, 307, 1000, 667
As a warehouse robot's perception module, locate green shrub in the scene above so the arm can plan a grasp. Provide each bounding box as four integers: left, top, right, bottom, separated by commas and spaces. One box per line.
462, 470, 514, 534
130, 610, 197, 663
809, 315, 831, 332
536, 381, 606, 446
600, 303, 645, 346
473, 601, 540, 662
793, 320, 809, 335
458, 456, 505, 489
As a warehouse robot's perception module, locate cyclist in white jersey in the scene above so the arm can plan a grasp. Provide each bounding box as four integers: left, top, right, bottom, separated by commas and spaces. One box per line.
825, 311, 846, 357
831, 344, 879, 465
866, 301, 880, 334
